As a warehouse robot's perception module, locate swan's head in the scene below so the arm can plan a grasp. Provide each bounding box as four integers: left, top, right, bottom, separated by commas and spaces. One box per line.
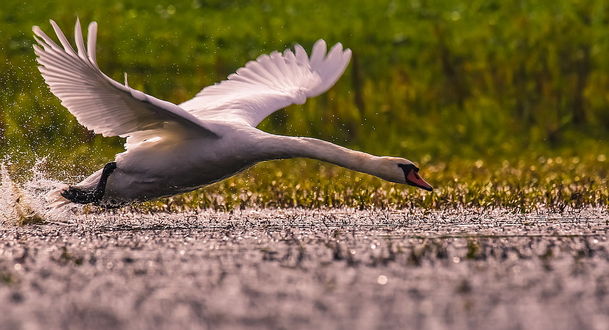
377, 157, 433, 191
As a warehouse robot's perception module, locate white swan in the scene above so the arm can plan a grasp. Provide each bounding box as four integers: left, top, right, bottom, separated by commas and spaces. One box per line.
33, 19, 432, 208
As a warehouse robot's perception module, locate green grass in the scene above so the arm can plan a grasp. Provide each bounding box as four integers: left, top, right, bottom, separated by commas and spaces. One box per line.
1, 0, 609, 210
108, 154, 608, 212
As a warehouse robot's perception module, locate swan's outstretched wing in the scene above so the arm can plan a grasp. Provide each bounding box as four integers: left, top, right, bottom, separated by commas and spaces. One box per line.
179, 40, 352, 127
33, 19, 217, 138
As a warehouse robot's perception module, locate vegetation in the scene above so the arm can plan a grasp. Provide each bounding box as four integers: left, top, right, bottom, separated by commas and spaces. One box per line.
121, 155, 607, 212
1, 0, 609, 210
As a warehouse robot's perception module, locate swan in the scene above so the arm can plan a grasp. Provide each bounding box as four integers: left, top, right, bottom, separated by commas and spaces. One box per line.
33, 19, 433, 208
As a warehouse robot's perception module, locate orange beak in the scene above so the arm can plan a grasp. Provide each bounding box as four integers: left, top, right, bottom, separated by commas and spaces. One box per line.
406, 170, 433, 191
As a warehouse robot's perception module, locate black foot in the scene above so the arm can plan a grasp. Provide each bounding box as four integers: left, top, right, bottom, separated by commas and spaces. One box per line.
61, 186, 97, 204
61, 162, 117, 205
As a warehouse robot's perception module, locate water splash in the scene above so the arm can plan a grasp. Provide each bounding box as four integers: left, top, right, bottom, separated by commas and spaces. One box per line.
0, 160, 79, 225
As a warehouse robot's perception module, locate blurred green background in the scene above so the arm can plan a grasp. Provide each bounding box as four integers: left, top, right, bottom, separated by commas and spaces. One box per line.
1, 0, 609, 209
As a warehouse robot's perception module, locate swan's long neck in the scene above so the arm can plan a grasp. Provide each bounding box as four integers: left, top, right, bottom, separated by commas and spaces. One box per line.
255, 134, 380, 176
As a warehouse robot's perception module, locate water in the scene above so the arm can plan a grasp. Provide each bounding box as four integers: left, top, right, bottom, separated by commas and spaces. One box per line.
0, 160, 77, 225
0, 161, 608, 329
0, 207, 607, 329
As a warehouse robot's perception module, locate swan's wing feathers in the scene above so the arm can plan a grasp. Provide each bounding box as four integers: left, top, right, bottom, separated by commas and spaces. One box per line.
33, 19, 216, 138
180, 39, 351, 127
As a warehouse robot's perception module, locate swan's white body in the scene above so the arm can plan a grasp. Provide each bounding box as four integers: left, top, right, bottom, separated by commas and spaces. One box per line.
34, 19, 432, 208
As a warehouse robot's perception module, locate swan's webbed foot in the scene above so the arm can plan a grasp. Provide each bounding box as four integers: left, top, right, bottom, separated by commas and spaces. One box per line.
61, 162, 117, 205
61, 186, 97, 204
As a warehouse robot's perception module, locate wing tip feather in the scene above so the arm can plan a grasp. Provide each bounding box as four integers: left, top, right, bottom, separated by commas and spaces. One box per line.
87, 21, 98, 66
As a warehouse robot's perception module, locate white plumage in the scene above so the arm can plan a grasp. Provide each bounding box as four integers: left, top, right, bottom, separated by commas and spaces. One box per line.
33, 20, 215, 138
180, 40, 351, 126
34, 19, 432, 208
